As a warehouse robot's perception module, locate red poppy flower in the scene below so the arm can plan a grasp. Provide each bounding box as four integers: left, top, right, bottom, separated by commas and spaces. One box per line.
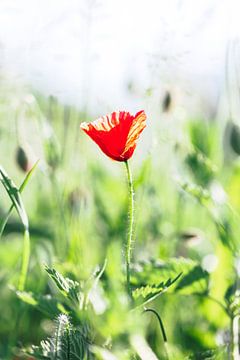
80, 110, 147, 161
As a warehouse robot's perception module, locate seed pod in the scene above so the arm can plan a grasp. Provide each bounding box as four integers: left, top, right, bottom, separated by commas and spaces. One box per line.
162, 91, 171, 112
229, 122, 240, 155
16, 146, 31, 172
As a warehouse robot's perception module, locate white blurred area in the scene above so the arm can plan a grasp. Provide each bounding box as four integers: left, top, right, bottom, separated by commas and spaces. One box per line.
0, 0, 240, 117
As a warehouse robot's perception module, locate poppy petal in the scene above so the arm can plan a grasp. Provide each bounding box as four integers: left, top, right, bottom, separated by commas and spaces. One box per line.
80, 110, 147, 161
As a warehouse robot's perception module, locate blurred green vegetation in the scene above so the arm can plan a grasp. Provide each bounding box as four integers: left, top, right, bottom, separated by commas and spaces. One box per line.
0, 84, 239, 360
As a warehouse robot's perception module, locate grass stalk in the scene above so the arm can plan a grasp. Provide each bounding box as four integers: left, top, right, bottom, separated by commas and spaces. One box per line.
18, 228, 30, 291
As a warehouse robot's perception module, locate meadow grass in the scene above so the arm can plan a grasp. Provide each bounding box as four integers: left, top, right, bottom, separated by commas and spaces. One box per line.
0, 91, 239, 359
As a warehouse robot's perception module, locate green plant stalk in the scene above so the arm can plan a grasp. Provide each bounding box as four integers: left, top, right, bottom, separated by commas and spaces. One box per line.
230, 269, 240, 360
143, 308, 169, 360
230, 313, 240, 360
18, 228, 30, 291
124, 160, 134, 296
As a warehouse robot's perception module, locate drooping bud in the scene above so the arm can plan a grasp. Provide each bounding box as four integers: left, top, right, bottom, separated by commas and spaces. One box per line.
229, 122, 240, 155
162, 91, 172, 112
16, 146, 31, 172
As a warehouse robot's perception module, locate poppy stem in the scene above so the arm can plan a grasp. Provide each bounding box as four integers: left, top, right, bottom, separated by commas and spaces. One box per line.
124, 160, 134, 297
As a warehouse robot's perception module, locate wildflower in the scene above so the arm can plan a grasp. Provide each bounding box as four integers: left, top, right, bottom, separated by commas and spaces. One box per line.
80, 110, 146, 161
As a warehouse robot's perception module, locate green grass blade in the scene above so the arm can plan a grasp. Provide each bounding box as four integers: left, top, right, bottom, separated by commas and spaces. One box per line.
0, 163, 39, 291
18, 229, 30, 291
0, 166, 29, 230
0, 160, 39, 237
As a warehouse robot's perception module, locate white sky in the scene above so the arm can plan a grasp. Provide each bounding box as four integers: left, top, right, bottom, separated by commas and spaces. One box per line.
0, 0, 240, 114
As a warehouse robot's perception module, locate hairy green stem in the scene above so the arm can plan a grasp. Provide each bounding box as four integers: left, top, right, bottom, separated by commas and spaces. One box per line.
18, 229, 30, 291
125, 160, 134, 296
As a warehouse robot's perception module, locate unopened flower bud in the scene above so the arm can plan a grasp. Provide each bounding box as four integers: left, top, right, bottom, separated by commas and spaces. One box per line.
162, 91, 172, 112
16, 146, 31, 172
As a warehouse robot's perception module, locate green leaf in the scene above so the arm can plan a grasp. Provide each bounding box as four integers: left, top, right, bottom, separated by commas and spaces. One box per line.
45, 266, 80, 305
131, 257, 209, 306
0, 160, 39, 237
17, 291, 38, 306
25, 314, 93, 360
186, 346, 228, 359
175, 265, 209, 294
19, 159, 39, 193
0, 165, 29, 230
17, 290, 64, 317
185, 151, 217, 186
132, 273, 182, 307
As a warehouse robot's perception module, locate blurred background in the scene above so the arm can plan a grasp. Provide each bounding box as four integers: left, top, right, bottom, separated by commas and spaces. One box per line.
1, 1, 240, 359
0, 0, 238, 115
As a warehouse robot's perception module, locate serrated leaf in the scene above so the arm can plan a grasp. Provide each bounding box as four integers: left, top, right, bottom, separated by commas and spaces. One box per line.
45, 266, 80, 305
132, 273, 182, 307
25, 314, 93, 360
131, 257, 209, 303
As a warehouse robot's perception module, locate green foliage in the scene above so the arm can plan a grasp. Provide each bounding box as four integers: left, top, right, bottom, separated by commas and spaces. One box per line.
0, 160, 39, 237
25, 314, 93, 360
185, 346, 228, 360
185, 151, 217, 186
131, 258, 209, 297
132, 272, 181, 306
45, 267, 81, 306
0, 165, 29, 231
16, 291, 64, 318
0, 92, 240, 360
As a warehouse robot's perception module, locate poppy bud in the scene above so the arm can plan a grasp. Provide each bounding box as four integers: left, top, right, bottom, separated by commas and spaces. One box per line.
162, 91, 171, 112
16, 146, 32, 172
229, 122, 240, 155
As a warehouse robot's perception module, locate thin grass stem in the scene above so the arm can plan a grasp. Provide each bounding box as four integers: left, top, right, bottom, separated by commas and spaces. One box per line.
18, 228, 30, 291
